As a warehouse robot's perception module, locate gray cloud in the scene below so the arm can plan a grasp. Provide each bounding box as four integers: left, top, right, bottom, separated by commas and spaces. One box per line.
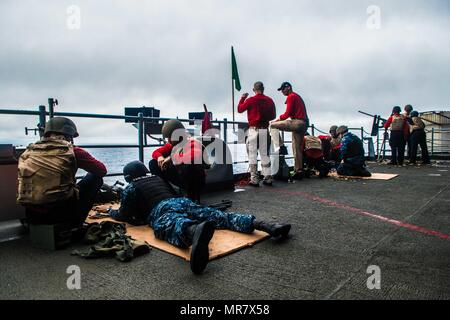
1, 0, 449, 144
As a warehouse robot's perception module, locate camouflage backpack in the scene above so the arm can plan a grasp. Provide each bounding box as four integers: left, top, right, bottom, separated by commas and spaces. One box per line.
390, 114, 406, 131
17, 137, 78, 205
304, 135, 322, 151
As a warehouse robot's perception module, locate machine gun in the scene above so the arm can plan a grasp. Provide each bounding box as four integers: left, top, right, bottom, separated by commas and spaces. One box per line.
358, 111, 389, 162
96, 180, 125, 203
206, 200, 232, 211
358, 111, 387, 137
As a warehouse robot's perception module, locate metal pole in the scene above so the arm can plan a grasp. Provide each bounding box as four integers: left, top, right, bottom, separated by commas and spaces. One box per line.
232, 80, 235, 132
223, 118, 228, 165
311, 124, 315, 136
38, 105, 46, 137
431, 128, 434, 156
48, 98, 54, 118
223, 118, 228, 144
138, 112, 144, 163
143, 121, 148, 146
361, 127, 366, 157
377, 129, 380, 158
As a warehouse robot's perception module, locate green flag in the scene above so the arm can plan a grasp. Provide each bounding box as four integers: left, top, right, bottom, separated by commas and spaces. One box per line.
231, 46, 241, 91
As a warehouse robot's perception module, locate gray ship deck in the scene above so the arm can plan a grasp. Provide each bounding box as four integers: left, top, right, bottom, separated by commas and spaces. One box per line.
1, 162, 449, 300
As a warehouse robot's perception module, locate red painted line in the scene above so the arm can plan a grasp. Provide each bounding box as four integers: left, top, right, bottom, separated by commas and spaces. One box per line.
267, 189, 450, 241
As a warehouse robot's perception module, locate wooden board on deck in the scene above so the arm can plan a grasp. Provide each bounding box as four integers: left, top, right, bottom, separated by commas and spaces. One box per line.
87, 205, 269, 261
329, 172, 399, 180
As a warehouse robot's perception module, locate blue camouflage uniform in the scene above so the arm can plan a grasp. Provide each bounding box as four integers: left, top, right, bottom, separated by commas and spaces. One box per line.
110, 177, 255, 248
337, 132, 369, 176
149, 198, 255, 248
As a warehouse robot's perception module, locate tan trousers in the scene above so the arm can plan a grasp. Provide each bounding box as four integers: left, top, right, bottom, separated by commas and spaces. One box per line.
246, 128, 272, 184
270, 119, 307, 173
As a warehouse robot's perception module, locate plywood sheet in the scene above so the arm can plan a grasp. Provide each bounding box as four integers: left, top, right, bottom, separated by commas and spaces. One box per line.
329, 172, 399, 180
87, 205, 269, 261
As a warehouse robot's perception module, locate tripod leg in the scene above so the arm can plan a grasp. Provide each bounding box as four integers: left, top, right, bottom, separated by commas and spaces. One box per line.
377, 140, 382, 162
378, 139, 385, 162
378, 130, 389, 163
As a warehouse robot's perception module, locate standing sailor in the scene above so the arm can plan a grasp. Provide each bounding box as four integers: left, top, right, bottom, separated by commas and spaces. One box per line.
270, 82, 309, 179
409, 111, 431, 165
403, 104, 413, 160
238, 81, 276, 187
384, 106, 408, 166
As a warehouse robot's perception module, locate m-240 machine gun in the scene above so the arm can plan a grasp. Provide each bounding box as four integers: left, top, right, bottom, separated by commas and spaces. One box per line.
358, 111, 387, 137
359, 111, 390, 162
96, 180, 125, 203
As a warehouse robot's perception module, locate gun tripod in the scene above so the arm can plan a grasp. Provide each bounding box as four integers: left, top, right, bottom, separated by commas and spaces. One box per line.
377, 129, 389, 162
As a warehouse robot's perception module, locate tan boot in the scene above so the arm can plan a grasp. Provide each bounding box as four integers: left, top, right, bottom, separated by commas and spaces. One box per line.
249, 164, 260, 187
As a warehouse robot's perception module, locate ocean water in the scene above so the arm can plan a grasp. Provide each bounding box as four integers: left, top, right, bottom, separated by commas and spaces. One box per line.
80, 144, 295, 185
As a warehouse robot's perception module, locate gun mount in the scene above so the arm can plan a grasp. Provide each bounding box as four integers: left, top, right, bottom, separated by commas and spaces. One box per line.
358, 111, 387, 137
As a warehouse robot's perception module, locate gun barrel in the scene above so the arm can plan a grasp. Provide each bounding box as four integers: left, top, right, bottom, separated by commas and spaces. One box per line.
359, 111, 387, 123
358, 110, 375, 118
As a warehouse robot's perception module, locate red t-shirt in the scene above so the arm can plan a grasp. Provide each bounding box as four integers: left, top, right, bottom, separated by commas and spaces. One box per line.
152, 143, 173, 160
152, 139, 203, 165
279, 92, 307, 121
319, 135, 341, 150
238, 93, 276, 128
73, 146, 107, 177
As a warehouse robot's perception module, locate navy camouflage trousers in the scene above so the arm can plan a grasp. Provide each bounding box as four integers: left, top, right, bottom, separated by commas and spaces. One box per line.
149, 198, 255, 248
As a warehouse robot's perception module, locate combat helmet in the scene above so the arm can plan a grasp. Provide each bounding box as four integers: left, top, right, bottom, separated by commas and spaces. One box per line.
161, 119, 185, 139
44, 117, 79, 138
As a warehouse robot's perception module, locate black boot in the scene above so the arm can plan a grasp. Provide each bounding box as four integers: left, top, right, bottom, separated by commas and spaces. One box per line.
186, 221, 215, 275
360, 167, 372, 177
279, 145, 288, 156
253, 220, 291, 238
291, 171, 303, 180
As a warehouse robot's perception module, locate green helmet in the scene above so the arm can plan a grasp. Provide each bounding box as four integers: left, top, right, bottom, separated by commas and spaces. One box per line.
336, 125, 348, 135
162, 119, 185, 139
44, 117, 79, 138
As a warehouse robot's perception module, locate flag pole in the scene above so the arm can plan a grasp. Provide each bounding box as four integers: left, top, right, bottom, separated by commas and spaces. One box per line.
232, 77, 235, 132
231, 45, 240, 132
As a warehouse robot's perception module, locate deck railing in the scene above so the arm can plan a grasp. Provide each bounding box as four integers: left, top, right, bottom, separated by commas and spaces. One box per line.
1, 103, 448, 179
2, 105, 300, 177
373, 127, 450, 158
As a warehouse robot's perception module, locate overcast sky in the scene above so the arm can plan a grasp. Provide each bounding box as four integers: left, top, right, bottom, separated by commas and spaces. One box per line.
1, 0, 449, 144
